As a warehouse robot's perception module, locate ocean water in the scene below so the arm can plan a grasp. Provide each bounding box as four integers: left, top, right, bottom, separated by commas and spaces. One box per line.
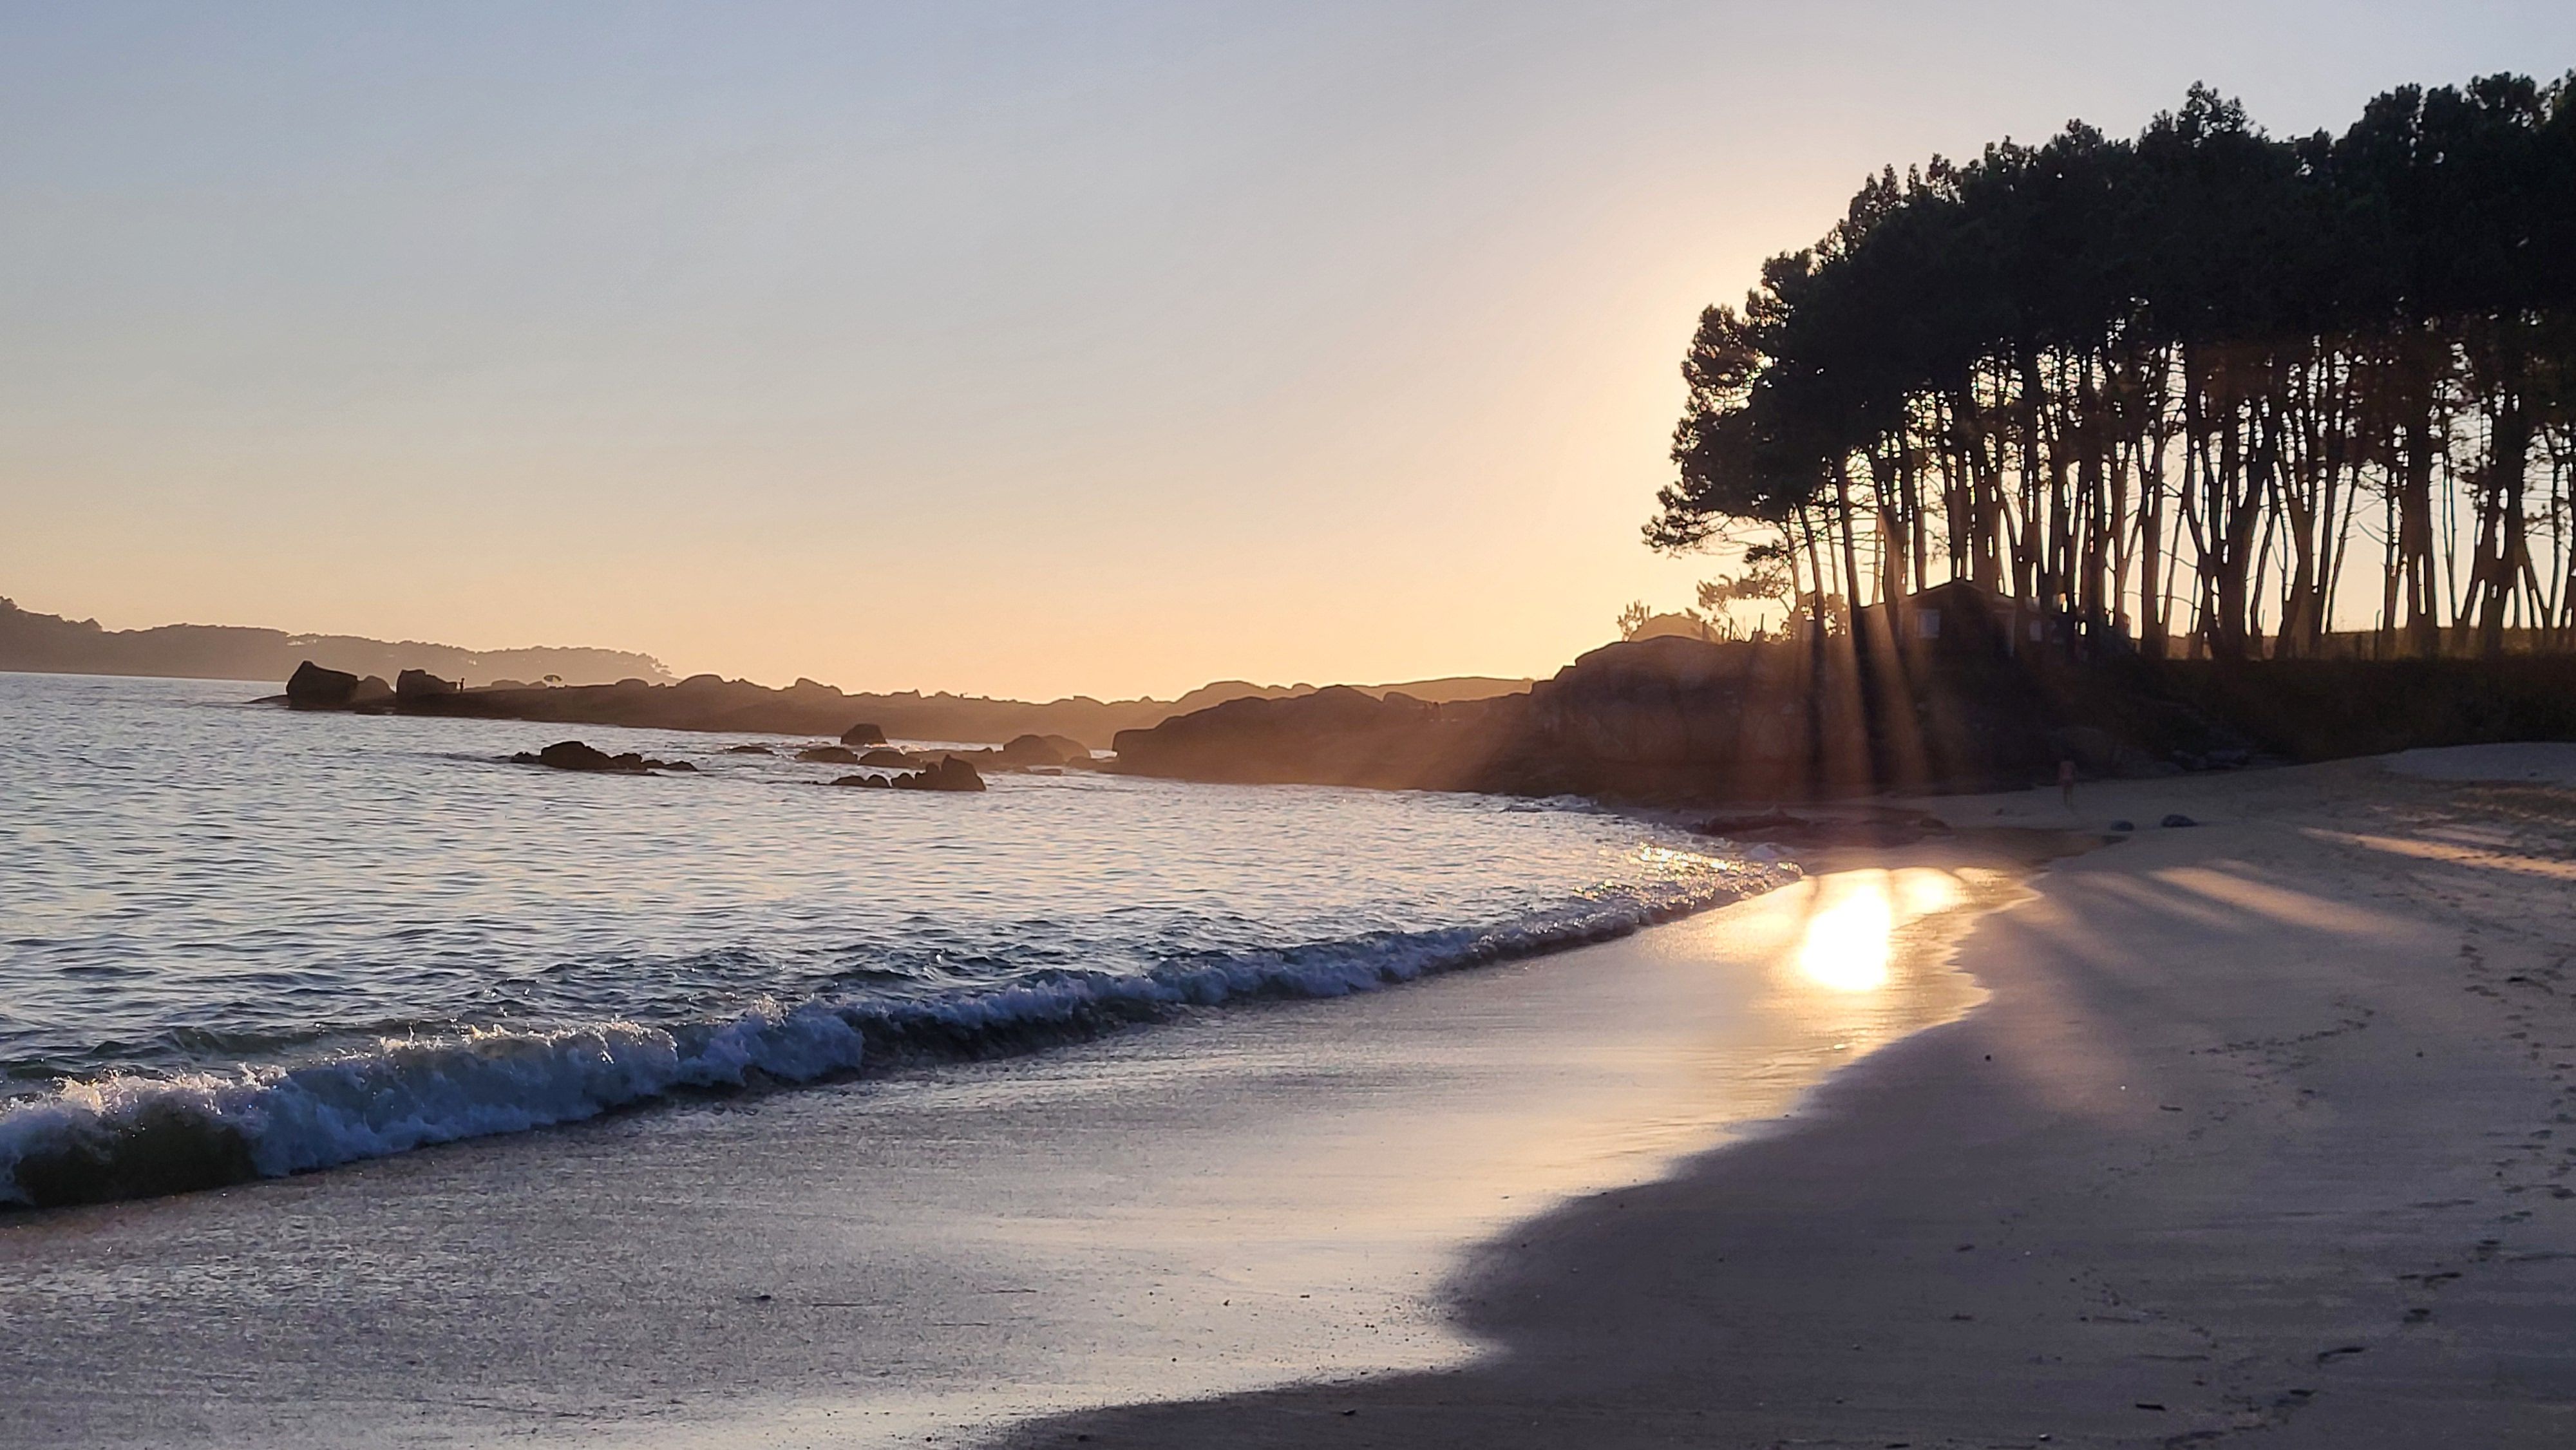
0, 672, 1789, 1208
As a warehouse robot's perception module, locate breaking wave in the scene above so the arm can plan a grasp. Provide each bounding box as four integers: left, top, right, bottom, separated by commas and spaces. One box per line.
0, 857, 1791, 1210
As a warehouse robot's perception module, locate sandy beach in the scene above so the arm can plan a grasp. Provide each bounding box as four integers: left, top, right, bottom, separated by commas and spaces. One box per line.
9, 749, 2575, 1447
1003, 748, 2576, 1447
0, 838, 1994, 1447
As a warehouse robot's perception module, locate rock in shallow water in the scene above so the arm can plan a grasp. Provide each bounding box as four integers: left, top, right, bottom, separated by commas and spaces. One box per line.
797, 745, 861, 764
285, 661, 359, 708
893, 756, 987, 792
511, 740, 692, 773
998, 733, 1092, 767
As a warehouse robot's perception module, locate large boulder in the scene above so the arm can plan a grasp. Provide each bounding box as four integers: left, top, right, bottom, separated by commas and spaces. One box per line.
349, 675, 396, 706
394, 668, 459, 699
858, 748, 913, 767
797, 744, 861, 764
893, 756, 986, 792
840, 722, 889, 746
999, 733, 1080, 766
284, 661, 359, 709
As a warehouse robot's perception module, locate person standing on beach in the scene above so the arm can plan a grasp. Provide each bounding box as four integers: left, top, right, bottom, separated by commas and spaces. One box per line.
2058, 759, 2077, 811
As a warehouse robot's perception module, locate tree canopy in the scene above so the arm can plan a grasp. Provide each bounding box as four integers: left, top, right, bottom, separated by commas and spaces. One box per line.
1650, 74, 2576, 659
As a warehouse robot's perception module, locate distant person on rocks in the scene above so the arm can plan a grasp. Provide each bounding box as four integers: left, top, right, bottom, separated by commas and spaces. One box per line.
2058, 759, 2077, 811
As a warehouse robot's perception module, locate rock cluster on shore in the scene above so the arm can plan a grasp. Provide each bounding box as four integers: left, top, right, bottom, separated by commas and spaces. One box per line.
1693, 806, 1953, 849
1108, 633, 2576, 803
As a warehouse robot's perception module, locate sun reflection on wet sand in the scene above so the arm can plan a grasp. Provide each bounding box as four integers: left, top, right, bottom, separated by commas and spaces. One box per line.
1794, 869, 1969, 993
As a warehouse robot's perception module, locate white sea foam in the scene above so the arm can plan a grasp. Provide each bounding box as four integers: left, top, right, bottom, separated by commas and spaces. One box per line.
0, 1003, 865, 1206
0, 858, 1790, 1208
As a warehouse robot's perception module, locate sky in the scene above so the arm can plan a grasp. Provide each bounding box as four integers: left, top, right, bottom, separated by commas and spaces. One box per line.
3, 2, 2571, 700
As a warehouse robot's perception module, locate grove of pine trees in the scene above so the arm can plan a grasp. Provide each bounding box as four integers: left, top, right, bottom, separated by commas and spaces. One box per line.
1649, 74, 2576, 662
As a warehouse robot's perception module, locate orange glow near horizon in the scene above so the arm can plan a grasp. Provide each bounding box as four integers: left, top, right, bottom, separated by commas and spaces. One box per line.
1, 8, 2545, 700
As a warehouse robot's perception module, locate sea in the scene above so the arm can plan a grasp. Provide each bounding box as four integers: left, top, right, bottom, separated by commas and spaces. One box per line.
0, 671, 1790, 1209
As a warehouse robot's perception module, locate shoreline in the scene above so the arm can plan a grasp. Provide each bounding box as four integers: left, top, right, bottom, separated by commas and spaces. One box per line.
991, 749, 2576, 1447
0, 844, 2003, 1446
15, 749, 2571, 1445
0, 826, 1792, 1214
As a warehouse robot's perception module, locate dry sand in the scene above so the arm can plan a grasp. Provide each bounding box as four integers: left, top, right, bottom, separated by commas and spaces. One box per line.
1000, 748, 2576, 1447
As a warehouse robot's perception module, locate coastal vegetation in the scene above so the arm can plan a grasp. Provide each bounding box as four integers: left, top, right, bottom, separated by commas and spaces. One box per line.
1651, 75, 2576, 661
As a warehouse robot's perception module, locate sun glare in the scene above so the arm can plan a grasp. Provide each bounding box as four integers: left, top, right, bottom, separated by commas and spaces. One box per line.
1793, 869, 1965, 993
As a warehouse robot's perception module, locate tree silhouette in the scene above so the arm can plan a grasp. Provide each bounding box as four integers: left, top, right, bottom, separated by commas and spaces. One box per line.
1650, 73, 2576, 661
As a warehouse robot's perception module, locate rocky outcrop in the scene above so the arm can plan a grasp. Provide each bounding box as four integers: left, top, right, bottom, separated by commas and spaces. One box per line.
841, 722, 888, 746
511, 740, 694, 773
1110, 686, 1513, 789
1104, 636, 2285, 803
394, 669, 459, 699
831, 773, 893, 789
893, 756, 986, 792
285, 661, 360, 709
350, 675, 396, 707
796, 745, 860, 764
858, 748, 911, 767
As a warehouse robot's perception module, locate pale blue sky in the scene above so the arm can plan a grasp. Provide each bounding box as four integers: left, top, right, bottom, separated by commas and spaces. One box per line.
4, 2, 2570, 697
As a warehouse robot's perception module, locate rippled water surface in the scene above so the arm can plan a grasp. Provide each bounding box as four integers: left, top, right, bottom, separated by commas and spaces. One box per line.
0, 672, 1783, 1203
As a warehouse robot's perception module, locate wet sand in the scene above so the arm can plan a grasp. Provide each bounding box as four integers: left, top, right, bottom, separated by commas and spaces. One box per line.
1000, 749, 2576, 1447
1, 855, 2006, 1447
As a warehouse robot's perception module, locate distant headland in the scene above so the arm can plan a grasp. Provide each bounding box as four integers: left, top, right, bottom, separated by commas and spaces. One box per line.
268, 657, 1532, 751
1, 596, 673, 689
3, 593, 1532, 748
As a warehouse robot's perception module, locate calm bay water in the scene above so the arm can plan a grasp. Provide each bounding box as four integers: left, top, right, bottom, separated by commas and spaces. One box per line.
0, 672, 1785, 1206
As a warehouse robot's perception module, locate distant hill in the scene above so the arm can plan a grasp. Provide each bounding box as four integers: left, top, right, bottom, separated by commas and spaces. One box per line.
0, 597, 673, 687
1166, 676, 1535, 711
1368, 675, 1536, 704
7, 594, 1535, 745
